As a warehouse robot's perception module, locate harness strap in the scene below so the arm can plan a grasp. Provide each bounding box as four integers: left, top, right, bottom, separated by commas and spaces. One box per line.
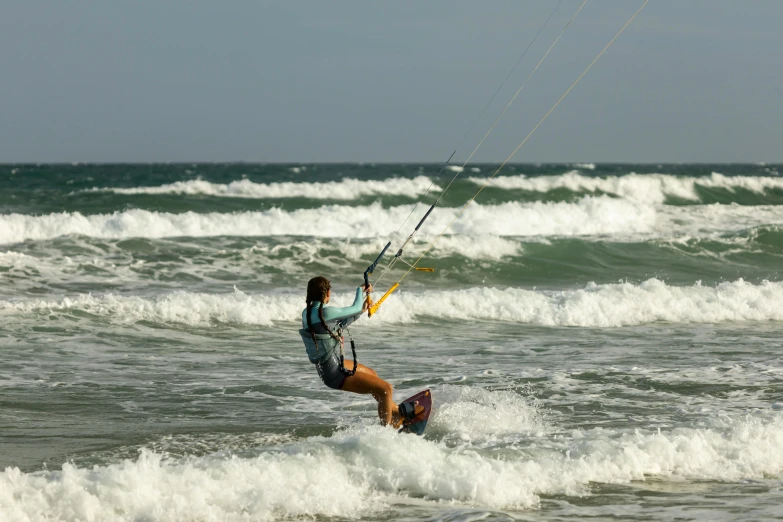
340, 329, 358, 377
304, 303, 359, 377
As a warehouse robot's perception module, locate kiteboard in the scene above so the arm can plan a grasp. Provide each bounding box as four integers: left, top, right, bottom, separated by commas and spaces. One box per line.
398, 388, 433, 436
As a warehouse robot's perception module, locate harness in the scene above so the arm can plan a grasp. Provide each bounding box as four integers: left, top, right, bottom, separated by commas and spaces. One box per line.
302, 248, 397, 377
300, 312, 358, 377
340, 329, 358, 377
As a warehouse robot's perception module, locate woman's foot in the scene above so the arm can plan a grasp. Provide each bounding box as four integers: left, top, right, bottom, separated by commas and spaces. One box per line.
391, 401, 424, 428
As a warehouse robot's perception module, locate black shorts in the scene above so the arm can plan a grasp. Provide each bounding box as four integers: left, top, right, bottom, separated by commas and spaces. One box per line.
315, 351, 348, 390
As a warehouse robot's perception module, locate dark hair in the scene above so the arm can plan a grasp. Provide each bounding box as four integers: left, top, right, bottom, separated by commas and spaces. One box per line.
305, 276, 340, 343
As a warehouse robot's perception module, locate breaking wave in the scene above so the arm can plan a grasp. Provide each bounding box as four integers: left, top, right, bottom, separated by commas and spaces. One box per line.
2, 410, 782, 519
84, 176, 438, 200
2, 279, 781, 327
5, 197, 783, 245
468, 171, 783, 204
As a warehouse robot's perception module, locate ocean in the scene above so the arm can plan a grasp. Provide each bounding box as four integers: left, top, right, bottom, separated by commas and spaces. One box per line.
1, 163, 782, 521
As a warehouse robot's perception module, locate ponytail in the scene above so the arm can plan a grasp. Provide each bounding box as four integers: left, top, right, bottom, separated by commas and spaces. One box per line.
305, 299, 317, 344
318, 301, 340, 342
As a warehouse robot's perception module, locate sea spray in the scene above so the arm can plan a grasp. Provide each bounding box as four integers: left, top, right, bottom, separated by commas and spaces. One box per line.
2, 279, 782, 327
2, 411, 782, 519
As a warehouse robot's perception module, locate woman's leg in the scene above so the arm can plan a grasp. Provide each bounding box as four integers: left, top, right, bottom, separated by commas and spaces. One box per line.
341, 369, 399, 427
341, 360, 376, 377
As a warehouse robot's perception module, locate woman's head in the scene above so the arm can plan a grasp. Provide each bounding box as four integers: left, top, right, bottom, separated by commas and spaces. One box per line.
305, 276, 338, 341
306, 276, 331, 304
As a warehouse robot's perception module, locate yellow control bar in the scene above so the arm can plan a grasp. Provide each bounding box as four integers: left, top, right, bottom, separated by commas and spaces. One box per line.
368, 283, 399, 317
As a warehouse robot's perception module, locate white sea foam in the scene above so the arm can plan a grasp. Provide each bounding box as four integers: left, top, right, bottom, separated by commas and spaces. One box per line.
446, 166, 464, 173
542, 362, 783, 413
2, 279, 782, 327
377, 279, 783, 327
0, 288, 301, 327
256, 234, 522, 263
431, 385, 547, 444
0, 251, 41, 265
0, 198, 655, 244
4, 197, 783, 245
467, 171, 783, 204
85, 176, 438, 200
0, 448, 374, 522
2, 413, 782, 519
574, 163, 596, 170
0, 250, 137, 288
0, 235, 520, 291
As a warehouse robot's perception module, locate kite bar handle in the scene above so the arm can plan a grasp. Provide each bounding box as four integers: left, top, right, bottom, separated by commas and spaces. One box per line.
364, 241, 391, 288
364, 241, 391, 316
368, 283, 399, 317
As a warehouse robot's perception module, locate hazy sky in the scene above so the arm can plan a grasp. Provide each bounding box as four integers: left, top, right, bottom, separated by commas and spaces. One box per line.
1, 1, 781, 163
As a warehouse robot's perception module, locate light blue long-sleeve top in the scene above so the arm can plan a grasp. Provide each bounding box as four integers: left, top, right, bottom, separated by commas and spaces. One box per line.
299, 287, 364, 363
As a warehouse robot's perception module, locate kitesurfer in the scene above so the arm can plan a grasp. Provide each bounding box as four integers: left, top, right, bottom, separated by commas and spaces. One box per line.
299, 276, 419, 427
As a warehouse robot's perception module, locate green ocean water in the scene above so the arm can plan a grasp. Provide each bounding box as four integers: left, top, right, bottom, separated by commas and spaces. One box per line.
1, 163, 783, 521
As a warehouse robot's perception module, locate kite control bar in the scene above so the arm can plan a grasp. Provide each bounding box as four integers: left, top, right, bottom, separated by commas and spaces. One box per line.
364, 202, 438, 317
364, 241, 391, 288
363, 241, 391, 316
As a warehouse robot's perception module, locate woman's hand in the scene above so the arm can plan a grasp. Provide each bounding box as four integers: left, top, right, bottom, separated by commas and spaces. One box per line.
361, 283, 373, 313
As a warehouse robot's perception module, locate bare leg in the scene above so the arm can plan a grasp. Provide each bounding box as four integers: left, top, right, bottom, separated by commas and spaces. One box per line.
341, 367, 400, 427
342, 360, 377, 377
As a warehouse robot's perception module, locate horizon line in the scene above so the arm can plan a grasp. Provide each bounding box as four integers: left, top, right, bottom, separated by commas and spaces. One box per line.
1, 161, 781, 166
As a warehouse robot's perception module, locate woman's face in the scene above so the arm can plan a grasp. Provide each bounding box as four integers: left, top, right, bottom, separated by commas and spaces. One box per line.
325, 288, 331, 303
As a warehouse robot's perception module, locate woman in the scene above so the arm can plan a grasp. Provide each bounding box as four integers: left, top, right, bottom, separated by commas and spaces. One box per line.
299, 276, 418, 427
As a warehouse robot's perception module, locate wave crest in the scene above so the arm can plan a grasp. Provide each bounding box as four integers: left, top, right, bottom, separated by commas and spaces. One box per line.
85, 176, 438, 200
468, 171, 783, 204
6, 196, 783, 245
3, 279, 782, 327
0, 197, 657, 244
2, 413, 783, 517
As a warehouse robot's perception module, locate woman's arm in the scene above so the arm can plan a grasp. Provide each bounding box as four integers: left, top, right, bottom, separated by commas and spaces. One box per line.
322, 286, 365, 322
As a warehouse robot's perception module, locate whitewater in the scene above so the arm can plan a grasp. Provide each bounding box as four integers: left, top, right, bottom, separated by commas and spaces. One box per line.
1, 163, 783, 521
2, 279, 782, 328
5, 197, 783, 245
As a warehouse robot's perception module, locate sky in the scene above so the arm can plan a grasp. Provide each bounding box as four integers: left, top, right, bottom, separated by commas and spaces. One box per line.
1, 0, 781, 163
